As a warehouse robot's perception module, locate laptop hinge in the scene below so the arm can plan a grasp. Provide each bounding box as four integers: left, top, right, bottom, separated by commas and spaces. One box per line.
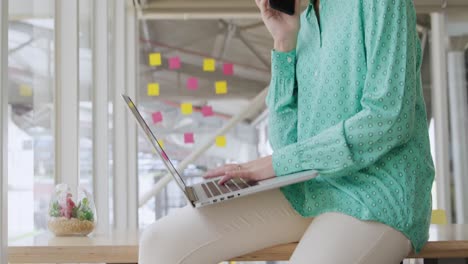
186, 186, 198, 202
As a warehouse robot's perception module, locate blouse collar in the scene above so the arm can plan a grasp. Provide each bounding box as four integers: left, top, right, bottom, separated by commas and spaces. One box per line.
306, 0, 322, 19
306, 0, 314, 18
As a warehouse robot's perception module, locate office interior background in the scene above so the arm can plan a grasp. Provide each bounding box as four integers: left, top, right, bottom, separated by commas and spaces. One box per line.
0, 0, 468, 263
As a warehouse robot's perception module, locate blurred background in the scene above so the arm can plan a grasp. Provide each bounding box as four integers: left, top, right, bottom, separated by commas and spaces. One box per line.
2, 0, 468, 263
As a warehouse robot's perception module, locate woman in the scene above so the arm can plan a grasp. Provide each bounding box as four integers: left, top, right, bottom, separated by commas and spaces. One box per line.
139, 0, 435, 263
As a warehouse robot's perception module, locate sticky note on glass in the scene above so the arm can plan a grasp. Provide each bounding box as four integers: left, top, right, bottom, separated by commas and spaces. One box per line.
161, 151, 169, 161
147, 83, 160, 96
181, 103, 193, 115
149, 53, 162, 66
157, 139, 164, 148
223, 63, 234, 75
168, 56, 181, 69
184, 133, 194, 144
431, 209, 447, 225
201, 105, 213, 117
152, 112, 163, 124
187, 77, 198, 90
19, 84, 33, 97
215, 136, 226, 147
215, 81, 227, 94
203, 58, 215, 72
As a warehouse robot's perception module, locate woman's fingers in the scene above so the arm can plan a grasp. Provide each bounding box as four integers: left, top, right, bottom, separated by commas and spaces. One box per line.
204, 163, 256, 185
255, 0, 261, 9
203, 164, 237, 179
255, 0, 267, 13
217, 169, 249, 185
295, 0, 301, 16
203, 167, 225, 178
216, 175, 232, 186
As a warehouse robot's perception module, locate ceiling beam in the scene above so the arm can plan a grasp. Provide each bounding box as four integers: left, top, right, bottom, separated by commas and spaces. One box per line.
139, 0, 468, 19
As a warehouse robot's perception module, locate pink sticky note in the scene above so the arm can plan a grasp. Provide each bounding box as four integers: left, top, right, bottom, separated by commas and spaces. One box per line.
187, 77, 198, 90
161, 151, 169, 161
184, 133, 194, 144
152, 112, 163, 124
168, 57, 181, 69
201, 105, 214, 117
223, 63, 234, 75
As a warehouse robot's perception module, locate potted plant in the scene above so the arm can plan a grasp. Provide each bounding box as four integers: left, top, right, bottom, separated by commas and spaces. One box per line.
48, 184, 97, 236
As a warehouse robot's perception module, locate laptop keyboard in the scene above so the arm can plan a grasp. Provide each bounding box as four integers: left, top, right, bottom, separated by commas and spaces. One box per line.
201, 178, 258, 198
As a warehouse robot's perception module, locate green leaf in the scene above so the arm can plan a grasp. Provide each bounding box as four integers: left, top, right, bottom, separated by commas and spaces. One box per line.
49, 201, 61, 217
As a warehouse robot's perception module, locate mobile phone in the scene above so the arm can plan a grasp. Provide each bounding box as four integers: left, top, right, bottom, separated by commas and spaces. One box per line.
268, 0, 295, 15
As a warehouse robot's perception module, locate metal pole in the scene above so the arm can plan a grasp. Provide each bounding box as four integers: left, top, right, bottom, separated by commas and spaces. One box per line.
139, 88, 268, 207
113, 0, 128, 231
93, 0, 110, 234
126, 3, 138, 230
54, 0, 80, 199
447, 51, 468, 224
0, 0, 8, 262
430, 12, 452, 223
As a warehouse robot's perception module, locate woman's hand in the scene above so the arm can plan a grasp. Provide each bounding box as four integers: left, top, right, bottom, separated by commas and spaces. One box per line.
203, 156, 276, 185
255, 0, 301, 52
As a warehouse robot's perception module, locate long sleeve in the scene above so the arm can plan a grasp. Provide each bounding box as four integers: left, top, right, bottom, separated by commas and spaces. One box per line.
266, 49, 298, 150
272, 0, 420, 177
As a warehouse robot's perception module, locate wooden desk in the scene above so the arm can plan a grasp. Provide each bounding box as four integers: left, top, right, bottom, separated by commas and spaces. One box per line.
8, 224, 468, 263
8, 231, 139, 263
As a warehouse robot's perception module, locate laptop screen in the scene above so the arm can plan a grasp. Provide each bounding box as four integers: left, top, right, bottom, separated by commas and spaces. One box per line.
121, 94, 188, 195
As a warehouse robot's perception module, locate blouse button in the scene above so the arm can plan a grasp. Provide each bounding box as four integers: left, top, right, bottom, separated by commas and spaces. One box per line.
314, 70, 319, 76
287, 57, 292, 63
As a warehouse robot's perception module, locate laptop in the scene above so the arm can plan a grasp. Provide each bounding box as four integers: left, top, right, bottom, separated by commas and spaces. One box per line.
122, 94, 319, 208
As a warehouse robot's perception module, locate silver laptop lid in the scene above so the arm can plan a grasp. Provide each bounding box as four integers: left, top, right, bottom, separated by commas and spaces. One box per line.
121, 94, 189, 196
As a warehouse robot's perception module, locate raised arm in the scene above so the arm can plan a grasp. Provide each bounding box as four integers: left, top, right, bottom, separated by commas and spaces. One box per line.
272, 0, 420, 178
266, 49, 299, 150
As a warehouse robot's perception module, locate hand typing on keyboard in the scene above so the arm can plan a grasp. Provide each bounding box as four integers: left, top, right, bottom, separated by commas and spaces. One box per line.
202, 155, 276, 185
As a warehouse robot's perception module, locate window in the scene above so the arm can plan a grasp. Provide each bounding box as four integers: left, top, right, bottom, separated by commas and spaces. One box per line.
8, 15, 55, 240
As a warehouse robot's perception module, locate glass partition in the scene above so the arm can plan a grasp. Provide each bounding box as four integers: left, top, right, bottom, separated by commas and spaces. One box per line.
137, 19, 265, 227
8, 3, 55, 240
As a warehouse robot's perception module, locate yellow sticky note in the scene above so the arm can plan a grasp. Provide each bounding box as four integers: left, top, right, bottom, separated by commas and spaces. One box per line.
431, 209, 447, 225
149, 53, 162, 66
215, 136, 226, 147
203, 58, 215, 72
19, 84, 32, 97
215, 81, 227, 94
147, 83, 160, 96
181, 103, 193, 115
157, 139, 164, 148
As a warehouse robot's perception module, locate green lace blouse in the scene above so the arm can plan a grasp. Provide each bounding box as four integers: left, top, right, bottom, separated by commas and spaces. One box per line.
266, 0, 435, 254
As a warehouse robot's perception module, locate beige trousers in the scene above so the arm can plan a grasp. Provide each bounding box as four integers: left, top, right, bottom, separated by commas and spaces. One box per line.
139, 188, 412, 264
